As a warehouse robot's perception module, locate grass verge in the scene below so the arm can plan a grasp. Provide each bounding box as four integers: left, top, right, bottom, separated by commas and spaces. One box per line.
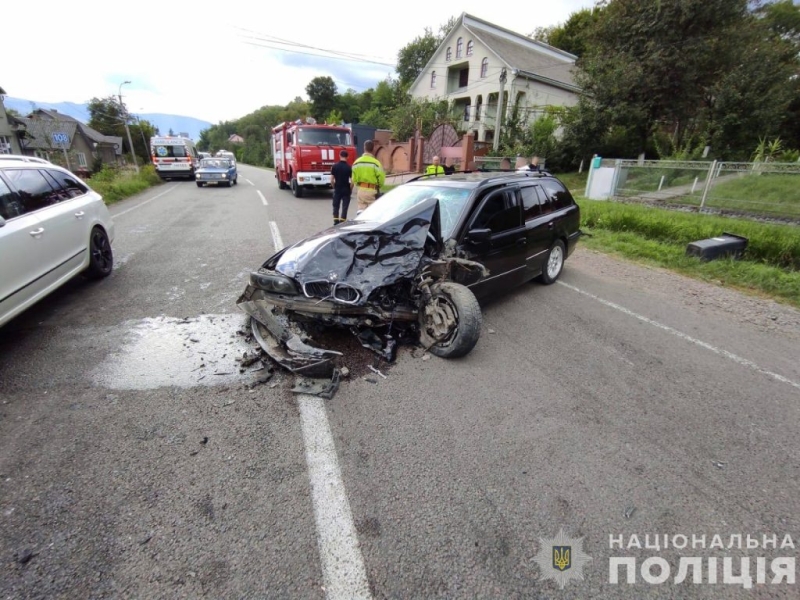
578, 198, 800, 308
87, 165, 162, 204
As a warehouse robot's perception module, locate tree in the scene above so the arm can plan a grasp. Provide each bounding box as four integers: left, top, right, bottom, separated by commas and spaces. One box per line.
546, 8, 601, 57
575, 0, 764, 156
88, 96, 125, 138
396, 17, 457, 89
306, 76, 338, 120
168, 128, 175, 136
5, 107, 21, 118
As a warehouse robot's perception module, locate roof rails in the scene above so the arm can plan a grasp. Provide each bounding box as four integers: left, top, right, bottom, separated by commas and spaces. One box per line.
404, 168, 552, 184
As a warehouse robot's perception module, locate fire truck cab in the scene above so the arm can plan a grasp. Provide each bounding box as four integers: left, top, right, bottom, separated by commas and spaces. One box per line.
272, 118, 355, 197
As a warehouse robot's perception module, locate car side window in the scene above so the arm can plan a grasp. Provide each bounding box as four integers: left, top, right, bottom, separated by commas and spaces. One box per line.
471, 189, 521, 234
520, 185, 545, 221
0, 176, 25, 220
540, 179, 573, 211
4, 169, 60, 214
43, 169, 88, 200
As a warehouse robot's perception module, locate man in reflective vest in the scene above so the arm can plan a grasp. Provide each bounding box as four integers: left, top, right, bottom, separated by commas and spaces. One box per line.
352, 140, 386, 211
425, 155, 445, 176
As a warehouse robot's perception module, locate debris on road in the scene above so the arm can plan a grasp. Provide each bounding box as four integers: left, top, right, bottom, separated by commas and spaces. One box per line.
340, 366, 350, 378
422, 354, 431, 361
15, 549, 37, 565
291, 370, 341, 399
624, 506, 636, 519
200, 437, 208, 445
368, 365, 387, 379
712, 460, 726, 469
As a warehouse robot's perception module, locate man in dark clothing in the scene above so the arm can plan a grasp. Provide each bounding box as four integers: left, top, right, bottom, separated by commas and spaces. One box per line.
330, 150, 353, 226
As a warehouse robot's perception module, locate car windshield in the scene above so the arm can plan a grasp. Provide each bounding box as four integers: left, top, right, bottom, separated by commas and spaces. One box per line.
201, 159, 230, 168
297, 128, 352, 146
354, 184, 472, 239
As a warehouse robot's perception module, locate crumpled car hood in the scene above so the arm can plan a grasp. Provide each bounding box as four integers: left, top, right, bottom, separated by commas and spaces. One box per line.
268, 197, 443, 305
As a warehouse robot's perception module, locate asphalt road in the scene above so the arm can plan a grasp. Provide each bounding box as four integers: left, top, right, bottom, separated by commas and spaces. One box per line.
2, 164, 799, 599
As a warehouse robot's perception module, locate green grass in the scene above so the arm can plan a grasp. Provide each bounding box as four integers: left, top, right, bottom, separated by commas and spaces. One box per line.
87, 165, 162, 204
705, 174, 800, 218
578, 198, 800, 307
554, 171, 589, 194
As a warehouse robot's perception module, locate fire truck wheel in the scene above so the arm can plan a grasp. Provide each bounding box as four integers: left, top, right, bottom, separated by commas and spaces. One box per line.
291, 178, 304, 198
277, 175, 288, 190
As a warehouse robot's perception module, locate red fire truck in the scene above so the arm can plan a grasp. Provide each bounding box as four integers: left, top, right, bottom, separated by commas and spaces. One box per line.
271, 118, 356, 197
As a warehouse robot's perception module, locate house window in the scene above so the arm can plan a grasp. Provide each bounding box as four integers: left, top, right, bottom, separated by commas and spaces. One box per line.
0, 136, 12, 154
463, 104, 470, 121
459, 67, 469, 88
430, 71, 437, 88
481, 58, 489, 78
476, 96, 482, 121
456, 37, 463, 58
466, 41, 474, 56
446, 47, 452, 61
77, 152, 87, 167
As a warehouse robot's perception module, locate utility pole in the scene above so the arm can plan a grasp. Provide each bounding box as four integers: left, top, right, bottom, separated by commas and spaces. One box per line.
118, 81, 140, 173
493, 68, 507, 152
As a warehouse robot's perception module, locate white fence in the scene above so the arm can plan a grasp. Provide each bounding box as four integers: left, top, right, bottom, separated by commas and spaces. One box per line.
586, 159, 800, 220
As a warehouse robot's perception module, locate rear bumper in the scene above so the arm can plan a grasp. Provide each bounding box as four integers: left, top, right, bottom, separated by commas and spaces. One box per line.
567, 229, 582, 257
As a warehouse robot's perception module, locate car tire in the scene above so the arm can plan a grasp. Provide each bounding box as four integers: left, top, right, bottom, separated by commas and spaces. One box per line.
291, 178, 304, 198
538, 239, 566, 285
196, 182, 203, 187
226, 179, 233, 187
278, 176, 288, 190
85, 226, 113, 279
420, 282, 482, 359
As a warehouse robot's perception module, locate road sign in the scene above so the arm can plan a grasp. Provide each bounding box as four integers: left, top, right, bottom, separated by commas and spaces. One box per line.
52, 132, 70, 145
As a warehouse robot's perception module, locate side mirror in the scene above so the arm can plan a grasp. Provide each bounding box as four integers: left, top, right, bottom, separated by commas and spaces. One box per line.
467, 228, 491, 245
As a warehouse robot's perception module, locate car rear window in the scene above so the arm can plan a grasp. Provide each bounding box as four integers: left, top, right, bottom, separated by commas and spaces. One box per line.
154, 145, 188, 158
44, 169, 88, 199
0, 177, 23, 220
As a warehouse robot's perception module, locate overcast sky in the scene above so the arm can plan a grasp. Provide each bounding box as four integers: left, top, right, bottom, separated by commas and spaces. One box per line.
3, 0, 596, 124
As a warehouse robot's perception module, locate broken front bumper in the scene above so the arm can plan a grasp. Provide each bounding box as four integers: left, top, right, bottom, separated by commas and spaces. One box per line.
237, 283, 417, 378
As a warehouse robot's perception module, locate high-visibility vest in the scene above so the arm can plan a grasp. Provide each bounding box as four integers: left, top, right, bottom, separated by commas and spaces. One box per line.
426, 164, 445, 176
352, 154, 385, 187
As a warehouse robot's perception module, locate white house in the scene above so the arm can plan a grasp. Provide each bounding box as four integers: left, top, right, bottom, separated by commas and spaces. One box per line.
408, 13, 581, 143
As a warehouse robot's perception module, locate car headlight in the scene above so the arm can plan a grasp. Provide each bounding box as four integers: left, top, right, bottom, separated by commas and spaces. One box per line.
250, 271, 299, 295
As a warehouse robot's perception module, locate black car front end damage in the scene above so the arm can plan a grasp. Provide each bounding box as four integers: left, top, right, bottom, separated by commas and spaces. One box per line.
236, 198, 488, 378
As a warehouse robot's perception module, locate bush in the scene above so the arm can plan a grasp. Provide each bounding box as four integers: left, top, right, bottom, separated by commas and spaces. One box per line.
87, 164, 161, 204
580, 199, 800, 270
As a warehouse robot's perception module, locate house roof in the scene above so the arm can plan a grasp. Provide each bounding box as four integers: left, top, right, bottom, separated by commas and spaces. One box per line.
410, 12, 580, 94
18, 118, 78, 150
29, 109, 124, 154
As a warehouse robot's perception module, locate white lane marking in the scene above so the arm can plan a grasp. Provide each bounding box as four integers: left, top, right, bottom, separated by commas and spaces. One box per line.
245, 178, 254, 186
558, 281, 800, 391
297, 395, 372, 600
112, 184, 178, 218
269, 221, 283, 252
257, 190, 268, 206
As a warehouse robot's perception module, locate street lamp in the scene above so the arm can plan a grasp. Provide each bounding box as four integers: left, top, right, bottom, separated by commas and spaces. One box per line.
118, 81, 140, 173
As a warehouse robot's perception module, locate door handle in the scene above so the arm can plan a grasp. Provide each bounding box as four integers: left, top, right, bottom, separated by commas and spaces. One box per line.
548, 221, 554, 229
516, 237, 526, 247
74, 211, 85, 218
29, 228, 44, 237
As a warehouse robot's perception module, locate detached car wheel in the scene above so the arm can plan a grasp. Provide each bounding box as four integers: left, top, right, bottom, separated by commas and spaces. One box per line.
538, 239, 565, 285
420, 282, 482, 359
85, 226, 113, 279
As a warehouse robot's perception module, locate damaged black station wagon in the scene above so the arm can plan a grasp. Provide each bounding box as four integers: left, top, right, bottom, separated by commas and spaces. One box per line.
237, 171, 581, 377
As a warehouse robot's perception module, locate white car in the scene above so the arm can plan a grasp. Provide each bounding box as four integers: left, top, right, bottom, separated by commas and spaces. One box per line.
0, 162, 115, 327
0, 154, 52, 165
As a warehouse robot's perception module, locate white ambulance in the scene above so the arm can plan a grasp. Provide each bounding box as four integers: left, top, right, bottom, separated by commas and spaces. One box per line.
150, 136, 198, 180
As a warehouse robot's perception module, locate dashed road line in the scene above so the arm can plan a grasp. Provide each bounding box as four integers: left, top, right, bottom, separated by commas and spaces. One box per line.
257, 190, 268, 206
557, 280, 800, 391
245, 178, 254, 186
112, 184, 178, 218
269, 221, 283, 252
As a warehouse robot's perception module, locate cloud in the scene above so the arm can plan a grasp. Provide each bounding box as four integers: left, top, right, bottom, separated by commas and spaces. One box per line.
3, 0, 596, 123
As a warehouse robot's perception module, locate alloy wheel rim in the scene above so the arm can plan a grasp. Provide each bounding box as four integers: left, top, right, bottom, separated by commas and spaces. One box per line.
547, 246, 563, 279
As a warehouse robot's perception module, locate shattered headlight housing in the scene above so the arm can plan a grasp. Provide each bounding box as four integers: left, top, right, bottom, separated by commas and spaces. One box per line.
250, 271, 300, 295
